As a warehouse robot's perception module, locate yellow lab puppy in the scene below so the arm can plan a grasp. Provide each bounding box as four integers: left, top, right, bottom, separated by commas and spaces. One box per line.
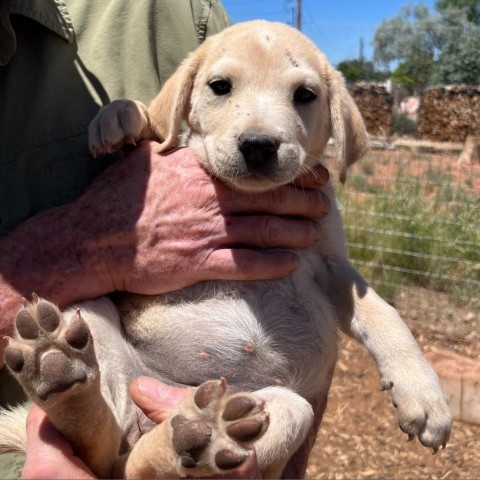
1, 21, 451, 479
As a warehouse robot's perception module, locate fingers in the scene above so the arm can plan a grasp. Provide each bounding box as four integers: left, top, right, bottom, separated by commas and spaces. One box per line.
217, 184, 331, 219
222, 215, 320, 249
23, 405, 94, 479
140, 145, 331, 219
203, 249, 300, 281
129, 376, 191, 424
292, 164, 330, 189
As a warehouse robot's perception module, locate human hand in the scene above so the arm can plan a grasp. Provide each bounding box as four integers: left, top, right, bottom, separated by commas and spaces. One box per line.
79, 141, 330, 295
0, 141, 329, 358
21, 378, 261, 479
22, 404, 95, 479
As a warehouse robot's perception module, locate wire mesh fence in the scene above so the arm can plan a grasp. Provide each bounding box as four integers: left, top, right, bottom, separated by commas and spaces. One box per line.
334, 146, 480, 355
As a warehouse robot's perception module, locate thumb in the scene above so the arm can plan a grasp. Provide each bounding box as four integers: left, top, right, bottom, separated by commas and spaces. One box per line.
129, 376, 192, 423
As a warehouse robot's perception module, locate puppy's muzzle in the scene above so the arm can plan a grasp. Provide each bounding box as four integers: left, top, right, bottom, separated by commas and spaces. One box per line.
238, 134, 279, 174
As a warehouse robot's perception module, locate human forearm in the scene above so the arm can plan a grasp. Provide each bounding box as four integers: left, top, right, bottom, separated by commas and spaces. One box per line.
0, 203, 112, 342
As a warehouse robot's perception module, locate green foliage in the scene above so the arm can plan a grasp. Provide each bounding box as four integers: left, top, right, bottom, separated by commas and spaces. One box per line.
391, 59, 434, 93
373, 3, 480, 89
390, 111, 417, 135
431, 10, 480, 83
337, 162, 480, 306
336, 59, 389, 84
436, 0, 480, 24
373, 4, 441, 91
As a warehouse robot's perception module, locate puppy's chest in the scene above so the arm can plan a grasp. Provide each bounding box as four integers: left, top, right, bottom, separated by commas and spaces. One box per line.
120, 254, 338, 393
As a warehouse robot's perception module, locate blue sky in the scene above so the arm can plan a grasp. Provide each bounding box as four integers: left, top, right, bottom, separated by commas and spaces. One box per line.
221, 0, 436, 66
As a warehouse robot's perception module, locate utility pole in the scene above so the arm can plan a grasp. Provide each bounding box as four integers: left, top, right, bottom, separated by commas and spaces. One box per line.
296, 0, 302, 31
359, 37, 365, 79
359, 37, 365, 64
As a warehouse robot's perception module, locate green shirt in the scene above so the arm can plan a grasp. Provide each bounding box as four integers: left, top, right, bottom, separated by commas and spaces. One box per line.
0, 0, 231, 237
0, 1, 231, 476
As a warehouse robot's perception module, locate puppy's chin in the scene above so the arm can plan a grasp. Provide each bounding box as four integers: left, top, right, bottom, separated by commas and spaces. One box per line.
194, 141, 303, 192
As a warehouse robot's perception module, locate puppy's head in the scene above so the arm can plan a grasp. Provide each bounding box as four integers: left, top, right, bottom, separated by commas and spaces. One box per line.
149, 21, 368, 191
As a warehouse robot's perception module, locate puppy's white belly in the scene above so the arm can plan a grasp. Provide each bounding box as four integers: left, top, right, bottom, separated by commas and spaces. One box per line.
121, 252, 338, 400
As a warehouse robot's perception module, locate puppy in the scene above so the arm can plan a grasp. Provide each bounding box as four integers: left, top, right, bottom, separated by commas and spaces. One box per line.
1, 21, 451, 479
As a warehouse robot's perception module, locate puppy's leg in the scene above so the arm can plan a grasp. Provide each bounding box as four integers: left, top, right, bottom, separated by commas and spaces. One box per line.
246, 386, 314, 479
280, 390, 330, 478
333, 262, 452, 451
122, 380, 312, 479
88, 99, 154, 157
4, 296, 122, 478
123, 378, 267, 478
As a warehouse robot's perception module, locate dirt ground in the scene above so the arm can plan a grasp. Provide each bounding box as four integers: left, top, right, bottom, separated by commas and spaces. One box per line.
305, 328, 479, 479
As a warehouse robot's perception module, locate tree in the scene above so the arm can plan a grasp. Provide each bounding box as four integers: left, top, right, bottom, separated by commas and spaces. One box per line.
436, 0, 480, 24
372, 5, 442, 92
336, 59, 389, 84
391, 59, 434, 93
373, 3, 480, 89
432, 8, 480, 83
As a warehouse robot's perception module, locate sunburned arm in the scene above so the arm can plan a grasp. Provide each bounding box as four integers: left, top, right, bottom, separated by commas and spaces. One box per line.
0, 198, 117, 366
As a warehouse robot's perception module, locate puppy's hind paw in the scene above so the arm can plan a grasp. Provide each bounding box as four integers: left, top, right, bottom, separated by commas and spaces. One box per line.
176, 379, 268, 472
126, 379, 269, 478
4, 296, 98, 404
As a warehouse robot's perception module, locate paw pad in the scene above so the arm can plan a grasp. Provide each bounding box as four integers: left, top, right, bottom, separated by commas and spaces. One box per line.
15, 310, 39, 339
36, 302, 60, 332
226, 417, 266, 442
4, 346, 24, 372
223, 395, 258, 421
38, 351, 88, 400
168, 379, 268, 475
5, 297, 97, 403
194, 378, 227, 409
171, 415, 212, 468
64, 311, 90, 349
215, 449, 248, 470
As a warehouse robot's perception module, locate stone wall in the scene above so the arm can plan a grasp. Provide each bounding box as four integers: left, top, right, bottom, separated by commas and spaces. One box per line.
349, 83, 393, 138
418, 85, 480, 142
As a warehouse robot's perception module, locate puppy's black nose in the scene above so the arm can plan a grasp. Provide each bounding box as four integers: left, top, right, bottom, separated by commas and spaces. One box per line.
238, 134, 279, 166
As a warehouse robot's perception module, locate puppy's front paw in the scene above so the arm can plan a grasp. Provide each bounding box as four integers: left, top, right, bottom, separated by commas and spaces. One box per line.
88, 99, 150, 157
4, 295, 98, 403
381, 365, 452, 452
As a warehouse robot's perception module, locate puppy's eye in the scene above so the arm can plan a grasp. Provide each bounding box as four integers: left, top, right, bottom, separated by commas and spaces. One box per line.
209, 80, 231, 96
294, 87, 317, 104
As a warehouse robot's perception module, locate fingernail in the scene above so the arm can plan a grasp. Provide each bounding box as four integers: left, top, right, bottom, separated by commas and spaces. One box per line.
315, 164, 330, 184
288, 253, 300, 273
313, 222, 322, 240
319, 193, 331, 214
137, 377, 175, 401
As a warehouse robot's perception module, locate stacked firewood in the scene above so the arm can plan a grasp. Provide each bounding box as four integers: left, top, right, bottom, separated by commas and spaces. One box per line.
349, 83, 393, 138
418, 85, 480, 142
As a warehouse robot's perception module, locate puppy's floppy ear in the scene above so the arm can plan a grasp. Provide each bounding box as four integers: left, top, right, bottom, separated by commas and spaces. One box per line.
148, 50, 203, 151
327, 67, 369, 182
